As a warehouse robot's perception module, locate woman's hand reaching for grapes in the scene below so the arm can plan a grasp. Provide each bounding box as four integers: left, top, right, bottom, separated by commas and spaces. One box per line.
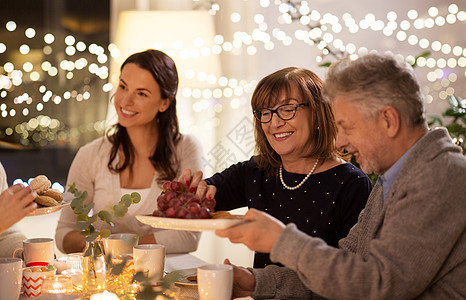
154, 170, 219, 219
179, 168, 217, 202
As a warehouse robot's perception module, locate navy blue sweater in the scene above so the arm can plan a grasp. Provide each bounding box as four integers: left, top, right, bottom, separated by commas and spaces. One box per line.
206, 157, 372, 268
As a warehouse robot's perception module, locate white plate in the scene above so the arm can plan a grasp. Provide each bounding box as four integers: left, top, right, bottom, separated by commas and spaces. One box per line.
30, 192, 73, 216
175, 278, 197, 286
136, 215, 244, 231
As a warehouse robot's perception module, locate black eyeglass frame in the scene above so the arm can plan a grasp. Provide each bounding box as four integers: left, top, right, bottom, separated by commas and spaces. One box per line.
253, 103, 309, 123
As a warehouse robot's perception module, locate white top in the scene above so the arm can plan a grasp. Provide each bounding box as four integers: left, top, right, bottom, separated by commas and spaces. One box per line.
120, 188, 151, 203
55, 135, 204, 254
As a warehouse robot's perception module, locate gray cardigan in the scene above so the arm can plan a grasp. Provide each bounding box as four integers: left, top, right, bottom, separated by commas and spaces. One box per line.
253, 128, 466, 299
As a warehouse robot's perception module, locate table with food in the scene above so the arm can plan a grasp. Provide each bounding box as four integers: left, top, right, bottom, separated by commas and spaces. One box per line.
7, 176, 249, 300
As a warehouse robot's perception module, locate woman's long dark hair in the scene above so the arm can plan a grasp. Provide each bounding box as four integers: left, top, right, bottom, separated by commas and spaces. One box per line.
106, 49, 180, 183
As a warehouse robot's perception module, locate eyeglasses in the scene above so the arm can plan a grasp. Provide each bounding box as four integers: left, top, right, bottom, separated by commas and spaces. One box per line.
253, 103, 309, 123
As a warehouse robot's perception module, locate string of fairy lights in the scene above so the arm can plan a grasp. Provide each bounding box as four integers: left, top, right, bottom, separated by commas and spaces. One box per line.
0, 1, 464, 149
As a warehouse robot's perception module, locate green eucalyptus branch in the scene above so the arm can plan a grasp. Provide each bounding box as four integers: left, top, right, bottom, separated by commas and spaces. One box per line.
429, 94, 466, 154
67, 182, 141, 243
131, 270, 183, 300
67, 183, 181, 298
411, 51, 431, 67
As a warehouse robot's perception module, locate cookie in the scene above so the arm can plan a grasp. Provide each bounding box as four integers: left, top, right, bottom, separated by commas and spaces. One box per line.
41, 189, 64, 202
35, 195, 59, 207
211, 211, 243, 220
29, 175, 51, 194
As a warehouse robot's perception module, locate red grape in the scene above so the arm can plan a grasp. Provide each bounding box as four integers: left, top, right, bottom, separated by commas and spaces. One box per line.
162, 181, 171, 192
153, 180, 216, 219
165, 191, 176, 201
185, 213, 198, 219
188, 203, 201, 214
157, 195, 168, 211
199, 207, 211, 219
202, 198, 216, 210
166, 207, 176, 217
170, 181, 182, 192
186, 195, 200, 205
152, 210, 166, 217
175, 206, 189, 218
178, 193, 190, 204
168, 198, 183, 209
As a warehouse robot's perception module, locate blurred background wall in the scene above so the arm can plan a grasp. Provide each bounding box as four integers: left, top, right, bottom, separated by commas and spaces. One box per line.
1, 0, 465, 266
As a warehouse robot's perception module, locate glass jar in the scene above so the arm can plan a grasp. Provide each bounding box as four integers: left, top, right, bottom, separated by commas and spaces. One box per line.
82, 241, 107, 295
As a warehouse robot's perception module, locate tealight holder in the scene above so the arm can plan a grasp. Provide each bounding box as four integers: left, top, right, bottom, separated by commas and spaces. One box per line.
65, 253, 83, 272
40, 275, 74, 294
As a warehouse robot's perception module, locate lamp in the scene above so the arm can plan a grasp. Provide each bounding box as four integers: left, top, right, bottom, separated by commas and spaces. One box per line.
106, 10, 222, 127
113, 10, 221, 87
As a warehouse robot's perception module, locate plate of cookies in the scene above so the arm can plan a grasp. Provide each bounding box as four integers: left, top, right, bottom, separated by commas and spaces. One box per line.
28, 175, 73, 216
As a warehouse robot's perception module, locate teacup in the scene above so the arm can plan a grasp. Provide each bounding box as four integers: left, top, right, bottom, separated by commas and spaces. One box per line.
133, 244, 165, 282
0, 258, 22, 300
13, 238, 55, 267
102, 233, 139, 257
197, 264, 233, 300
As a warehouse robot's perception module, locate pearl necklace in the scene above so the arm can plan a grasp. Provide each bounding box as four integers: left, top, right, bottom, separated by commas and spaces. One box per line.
279, 158, 320, 190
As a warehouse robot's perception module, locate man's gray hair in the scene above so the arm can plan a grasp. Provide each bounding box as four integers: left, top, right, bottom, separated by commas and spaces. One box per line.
321, 53, 426, 127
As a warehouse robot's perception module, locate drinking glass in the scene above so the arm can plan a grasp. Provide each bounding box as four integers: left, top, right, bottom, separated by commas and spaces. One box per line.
62, 253, 84, 292
66, 253, 83, 272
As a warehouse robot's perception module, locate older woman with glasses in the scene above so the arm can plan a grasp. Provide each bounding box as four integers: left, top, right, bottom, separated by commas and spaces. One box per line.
183, 67, 372, 268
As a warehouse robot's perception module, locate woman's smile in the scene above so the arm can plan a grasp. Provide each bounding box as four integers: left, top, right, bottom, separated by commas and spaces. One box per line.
273, 131, 293, 140
120, 107, 138, 117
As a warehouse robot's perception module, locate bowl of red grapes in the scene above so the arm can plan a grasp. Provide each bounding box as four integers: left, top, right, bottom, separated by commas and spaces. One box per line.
152, 180, 216, 219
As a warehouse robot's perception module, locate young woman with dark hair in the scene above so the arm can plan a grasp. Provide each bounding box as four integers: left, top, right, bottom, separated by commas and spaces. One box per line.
56, 50, 203, 254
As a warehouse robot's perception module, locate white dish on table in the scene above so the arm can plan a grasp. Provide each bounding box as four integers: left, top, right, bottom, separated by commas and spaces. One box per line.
135, 215, 244, 232
30, 192, 73, 216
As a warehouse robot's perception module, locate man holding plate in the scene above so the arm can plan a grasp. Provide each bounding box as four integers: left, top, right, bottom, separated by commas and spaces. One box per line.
216, 54, 466, 299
